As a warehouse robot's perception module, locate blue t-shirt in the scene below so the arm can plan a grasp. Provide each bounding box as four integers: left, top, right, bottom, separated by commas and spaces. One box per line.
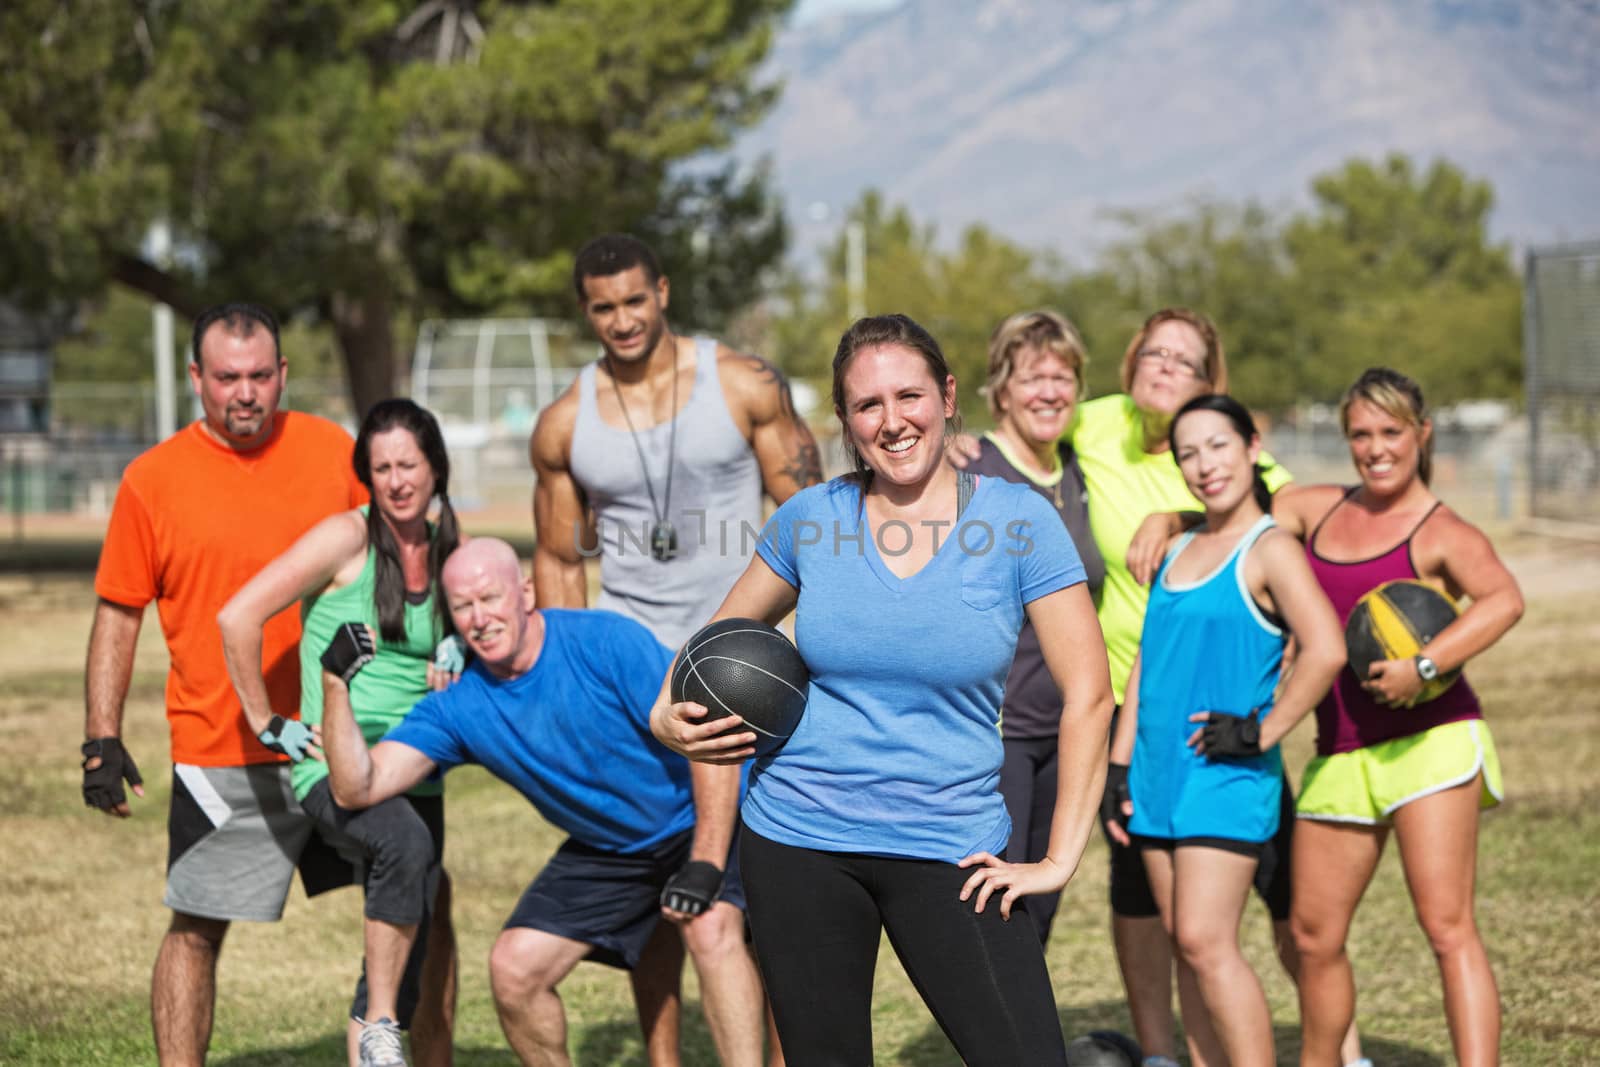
745, 475, 1085, 862
385, 609, 693, 854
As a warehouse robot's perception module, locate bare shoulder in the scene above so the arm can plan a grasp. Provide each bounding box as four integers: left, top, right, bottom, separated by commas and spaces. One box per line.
529, 384, 581, 470
1276, 481, 1345, 511
326, 507, 370, 539
324, 508, 376, 582
717, 342, 796, 423
1254, 525, 1309, 567
1414, 502, 1493, 558
306, 508, 371, 563
1274, 482, 1346, 532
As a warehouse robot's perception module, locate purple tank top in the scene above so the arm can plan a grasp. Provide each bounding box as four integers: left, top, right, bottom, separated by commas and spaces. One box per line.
1306, 492, 1481, 756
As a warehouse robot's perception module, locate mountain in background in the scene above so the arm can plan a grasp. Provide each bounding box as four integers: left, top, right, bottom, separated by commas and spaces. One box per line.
736, 0, 1600, 259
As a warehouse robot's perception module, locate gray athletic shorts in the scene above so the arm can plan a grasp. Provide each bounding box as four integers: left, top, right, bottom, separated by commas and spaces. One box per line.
164, 762, 319, 922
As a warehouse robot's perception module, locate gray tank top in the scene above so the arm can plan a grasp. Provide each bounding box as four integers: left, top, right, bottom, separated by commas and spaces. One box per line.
569, 336, 765, 649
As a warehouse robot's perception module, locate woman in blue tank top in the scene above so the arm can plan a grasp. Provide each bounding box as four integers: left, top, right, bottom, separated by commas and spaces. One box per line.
1109, 395, 1345, 1067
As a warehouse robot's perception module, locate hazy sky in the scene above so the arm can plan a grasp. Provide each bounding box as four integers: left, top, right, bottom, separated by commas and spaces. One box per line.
793, 0, 903, 24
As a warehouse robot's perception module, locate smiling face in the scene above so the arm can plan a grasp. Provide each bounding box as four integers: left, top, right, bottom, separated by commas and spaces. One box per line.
995, 345, 1078, 449
189, 326, 285, 449
443, 542, 535, 676
1344, 397, 1431, 497
1128, 319, 1212, 416
367, 427, 437, 528
579, 265, 671, 365
838, 343, 957, 489
1173, 408, 1262, 516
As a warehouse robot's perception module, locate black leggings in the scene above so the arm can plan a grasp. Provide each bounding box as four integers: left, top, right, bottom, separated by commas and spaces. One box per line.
740, 826, 1066, 1066
999, 734, 1062, 943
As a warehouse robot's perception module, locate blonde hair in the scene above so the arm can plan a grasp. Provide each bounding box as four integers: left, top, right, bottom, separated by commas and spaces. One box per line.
1339, 367, 1433, 485
1117, 307, 1228, 395
982, 310, 1088, 419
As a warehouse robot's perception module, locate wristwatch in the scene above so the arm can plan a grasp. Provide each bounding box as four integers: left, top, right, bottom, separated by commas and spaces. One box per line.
1414, 654, 1440, 681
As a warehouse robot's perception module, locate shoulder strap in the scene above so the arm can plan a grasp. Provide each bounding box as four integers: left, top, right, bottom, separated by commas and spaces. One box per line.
956, 469, 976, 520
1306, 485, 1359, 544
694, 336, 718, 385
1156, 528, 1199, 586
1236, 513, 1278, 557
1405, 500, 1445, 540
575, 362, 598, 415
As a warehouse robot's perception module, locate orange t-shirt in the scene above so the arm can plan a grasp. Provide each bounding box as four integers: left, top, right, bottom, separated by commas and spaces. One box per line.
95, 412, 368, 767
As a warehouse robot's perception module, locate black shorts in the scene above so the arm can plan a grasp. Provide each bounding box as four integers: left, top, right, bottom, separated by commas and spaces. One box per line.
1110, 780, 1295, 921
505, 827, 747, 970
299, 781, 447, 1029
1107, 715, 1294, 921
1133, 834, 1266, 860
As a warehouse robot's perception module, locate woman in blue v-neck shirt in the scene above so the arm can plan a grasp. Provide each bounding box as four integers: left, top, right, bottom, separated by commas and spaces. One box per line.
652, 314, 1114, 1065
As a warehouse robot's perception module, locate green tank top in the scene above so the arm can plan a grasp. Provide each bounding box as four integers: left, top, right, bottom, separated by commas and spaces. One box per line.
293, 542, 445, 801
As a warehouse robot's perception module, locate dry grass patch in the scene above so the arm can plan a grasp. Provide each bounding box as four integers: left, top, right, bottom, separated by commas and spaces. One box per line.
2, 538, 1597, 1063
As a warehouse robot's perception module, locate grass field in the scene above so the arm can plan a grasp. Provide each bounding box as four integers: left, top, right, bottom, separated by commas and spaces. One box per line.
1, 530, 1597, 1065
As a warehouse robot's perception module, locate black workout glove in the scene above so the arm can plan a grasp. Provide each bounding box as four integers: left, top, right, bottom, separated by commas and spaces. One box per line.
660, 860, 724, 917
82, 737, 143, 812
321, 622, 375, 685
1200, 710, 1262, 758
1100, 761, 1131, 837
258, 715, 315, 762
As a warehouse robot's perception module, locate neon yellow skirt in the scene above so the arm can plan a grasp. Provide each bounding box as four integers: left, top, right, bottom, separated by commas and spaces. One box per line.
1297, 719, 1503, 826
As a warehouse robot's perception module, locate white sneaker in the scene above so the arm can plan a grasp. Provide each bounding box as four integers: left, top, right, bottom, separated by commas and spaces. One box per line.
357, 1016, 408, 1067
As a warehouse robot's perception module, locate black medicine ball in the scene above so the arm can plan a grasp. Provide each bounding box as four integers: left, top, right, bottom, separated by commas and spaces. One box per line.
670, 618, 809, 756
1065, 1029, 1141, 1067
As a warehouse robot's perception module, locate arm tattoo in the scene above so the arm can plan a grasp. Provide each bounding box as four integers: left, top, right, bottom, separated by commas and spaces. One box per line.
781, 436, 824, 491
734, 352, 797, 419
735, 352, 822, 490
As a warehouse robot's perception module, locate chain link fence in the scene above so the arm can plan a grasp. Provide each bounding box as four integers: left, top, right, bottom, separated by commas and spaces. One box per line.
1525, 241, 1600, 528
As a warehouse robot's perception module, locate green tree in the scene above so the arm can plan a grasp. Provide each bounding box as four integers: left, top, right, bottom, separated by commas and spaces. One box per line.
1286, 154, 1522, 403
1090, 199, 1301, 409
1072, 156, 1521, 410
770, 190, 1058, 424
0, 0, 791, 414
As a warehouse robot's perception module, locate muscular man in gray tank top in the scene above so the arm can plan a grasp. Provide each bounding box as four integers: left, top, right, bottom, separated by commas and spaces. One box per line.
528, 233, 820, 1067
531, 235, 822, 647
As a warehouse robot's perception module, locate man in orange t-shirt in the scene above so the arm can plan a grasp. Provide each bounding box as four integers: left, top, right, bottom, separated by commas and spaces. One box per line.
84, 302, 366, 1066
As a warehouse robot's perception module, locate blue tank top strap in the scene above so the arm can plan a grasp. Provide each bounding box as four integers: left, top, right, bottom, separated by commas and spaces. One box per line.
1159, 512, 1274, 590
1232, 514, 1282, 637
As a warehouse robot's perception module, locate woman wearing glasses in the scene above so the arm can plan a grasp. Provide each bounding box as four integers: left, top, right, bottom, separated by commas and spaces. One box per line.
1077, 310, 1366, 1067
957, 308, 1365, 1066
1070, 309, 1263, 1065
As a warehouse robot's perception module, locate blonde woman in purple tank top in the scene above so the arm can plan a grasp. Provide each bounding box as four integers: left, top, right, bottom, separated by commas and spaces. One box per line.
1272, 368, 1524, 1067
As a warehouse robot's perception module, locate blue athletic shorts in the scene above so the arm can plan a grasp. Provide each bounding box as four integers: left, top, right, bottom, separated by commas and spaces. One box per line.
504, 826, 747, 969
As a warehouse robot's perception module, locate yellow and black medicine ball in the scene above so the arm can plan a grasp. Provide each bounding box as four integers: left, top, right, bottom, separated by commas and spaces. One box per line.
1344, 579, 1462, 703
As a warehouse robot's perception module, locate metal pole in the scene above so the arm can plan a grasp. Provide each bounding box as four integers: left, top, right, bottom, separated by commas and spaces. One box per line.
846, 221, 866, 322
150, 221, 177, 439
10, 441, 22, 545
1522, 249, 1540, 521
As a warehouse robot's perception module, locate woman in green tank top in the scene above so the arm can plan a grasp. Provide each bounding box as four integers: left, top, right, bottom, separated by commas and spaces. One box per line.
220, 398, 461, 1066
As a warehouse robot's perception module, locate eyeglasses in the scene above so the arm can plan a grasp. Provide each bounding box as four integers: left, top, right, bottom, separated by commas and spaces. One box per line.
1135, 346, 1208, 379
